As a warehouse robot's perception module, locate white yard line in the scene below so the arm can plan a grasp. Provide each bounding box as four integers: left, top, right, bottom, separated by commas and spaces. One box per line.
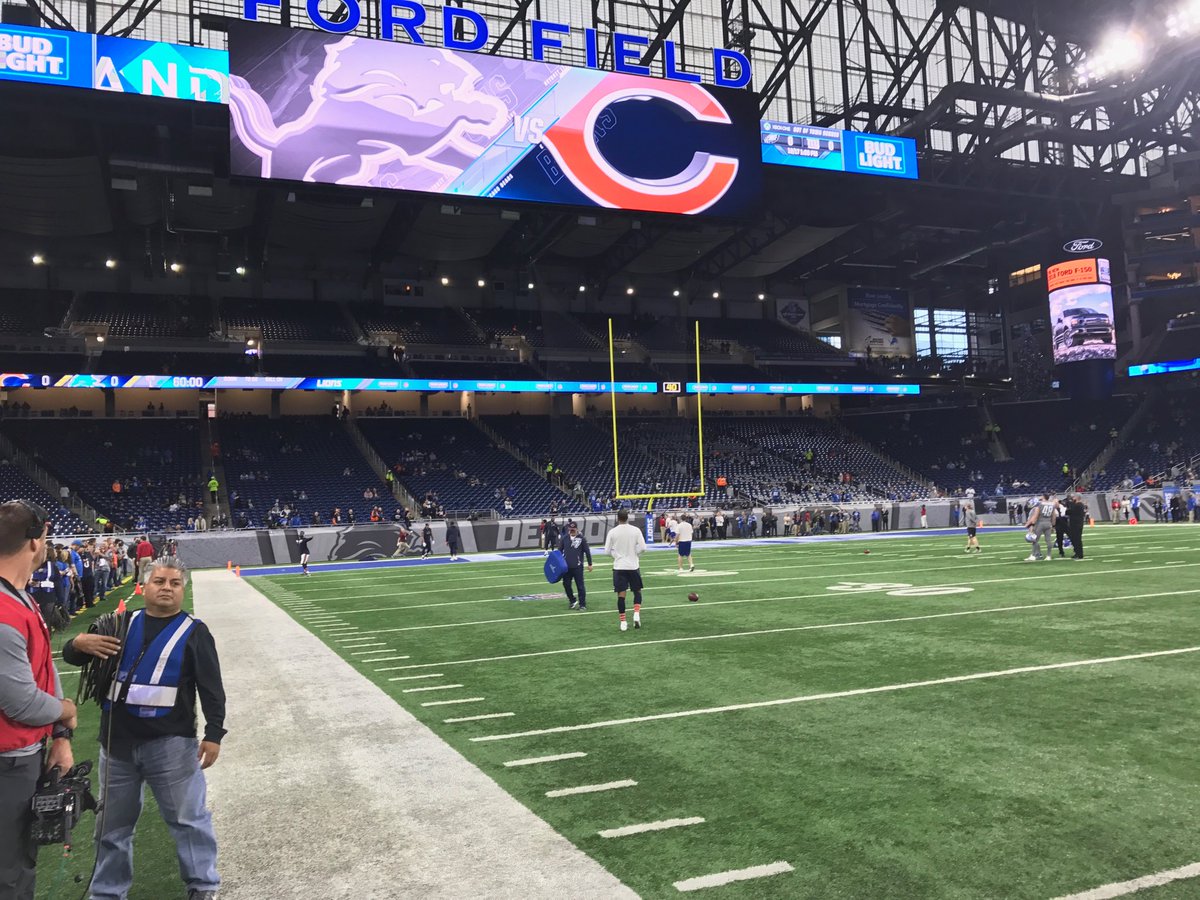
361, 655, 409, 663
545, 780, 637, 798
1053, 861, 1200, 899
599, 817, 705, 838
445, 712, 515, 723
472, 646, 1200, 743
375, 588, 1200, 672
503, 752, 587, 768
402, 684, 465, 693
673, 861, 794, 893
420, 697, 485, 707
348, 560, 1200, 637
387, 673, 443, 681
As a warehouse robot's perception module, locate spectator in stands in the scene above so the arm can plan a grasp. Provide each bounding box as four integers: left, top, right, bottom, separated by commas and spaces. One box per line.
348, 509, 357, 526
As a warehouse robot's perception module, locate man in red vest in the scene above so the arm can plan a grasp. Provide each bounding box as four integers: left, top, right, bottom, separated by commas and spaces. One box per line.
0, 500, 78, 900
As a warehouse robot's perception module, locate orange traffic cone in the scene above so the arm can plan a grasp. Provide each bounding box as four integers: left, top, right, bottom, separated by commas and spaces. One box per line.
235, 565, 241, 577
116, 597, 126, 615
133, 583, 142, 596
227, 560, 232, 571
1088, 516, 1095, 527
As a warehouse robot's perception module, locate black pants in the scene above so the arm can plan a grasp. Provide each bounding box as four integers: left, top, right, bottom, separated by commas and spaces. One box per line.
1068, 521, 1085, 558
563, 568, 586, 607
0, 751, 41, 900
1055, 522, 1069, 556
81, 573, 95, 607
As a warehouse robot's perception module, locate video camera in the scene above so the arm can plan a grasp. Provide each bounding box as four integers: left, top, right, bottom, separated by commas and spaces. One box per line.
30, 761, 97, 846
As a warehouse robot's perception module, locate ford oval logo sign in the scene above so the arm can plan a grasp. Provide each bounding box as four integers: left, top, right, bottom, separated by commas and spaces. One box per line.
1064, 238, 1103, 254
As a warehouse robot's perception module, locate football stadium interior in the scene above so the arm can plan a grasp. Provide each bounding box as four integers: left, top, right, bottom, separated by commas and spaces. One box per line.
1, 0, 1200, 896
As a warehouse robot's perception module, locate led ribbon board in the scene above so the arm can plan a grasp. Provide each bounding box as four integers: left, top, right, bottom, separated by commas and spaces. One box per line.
0, 23, 228, 102
1128, 358, 1200, 377
227, 22, 761, 216
761, 121, 918, 180
0, 373, 659, 393
686, 382, 920, 395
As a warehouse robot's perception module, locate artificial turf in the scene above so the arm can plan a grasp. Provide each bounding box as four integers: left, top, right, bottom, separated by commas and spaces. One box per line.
34, 580, 194, 900
255, 525, 1200, 898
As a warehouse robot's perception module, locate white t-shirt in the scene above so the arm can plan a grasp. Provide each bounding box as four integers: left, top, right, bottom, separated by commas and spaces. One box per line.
604, 523, 646, 571
675, 520, 694, 542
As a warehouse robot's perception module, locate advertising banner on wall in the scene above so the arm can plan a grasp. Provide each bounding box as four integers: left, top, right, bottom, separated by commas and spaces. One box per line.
845, 287, 913, 356
0, 23, 227, 102
227, 23, 761, 216
776, 298, 810, 332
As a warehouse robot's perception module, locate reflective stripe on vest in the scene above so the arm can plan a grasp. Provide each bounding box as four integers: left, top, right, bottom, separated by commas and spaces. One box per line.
107, 611, 196, 717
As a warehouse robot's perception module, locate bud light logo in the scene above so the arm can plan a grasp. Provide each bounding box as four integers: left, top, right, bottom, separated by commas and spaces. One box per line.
1063, 238, 1103, 254
0, 25, 86, 87
856, 139, 903, 172
844, 132, 917, 180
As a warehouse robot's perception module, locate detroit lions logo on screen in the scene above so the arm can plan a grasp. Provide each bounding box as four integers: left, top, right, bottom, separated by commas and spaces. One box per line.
229, 38, 508, 189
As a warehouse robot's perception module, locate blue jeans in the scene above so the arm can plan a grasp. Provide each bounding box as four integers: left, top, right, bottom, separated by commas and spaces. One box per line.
91, 736, 220, 900
55, 580, 71, 615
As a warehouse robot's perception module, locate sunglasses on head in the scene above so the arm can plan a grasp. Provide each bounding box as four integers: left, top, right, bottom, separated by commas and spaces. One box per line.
15, 500, 51, 538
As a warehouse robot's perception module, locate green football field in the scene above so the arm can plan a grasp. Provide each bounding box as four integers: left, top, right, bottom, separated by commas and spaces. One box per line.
248, 524, 1200, 899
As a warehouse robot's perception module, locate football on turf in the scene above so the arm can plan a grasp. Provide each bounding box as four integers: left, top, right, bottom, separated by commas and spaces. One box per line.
688, 592, 699, 602
1024, 531, 1037, 543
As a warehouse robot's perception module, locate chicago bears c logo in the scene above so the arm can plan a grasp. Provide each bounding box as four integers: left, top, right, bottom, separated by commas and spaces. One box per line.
540, 74, 739, 215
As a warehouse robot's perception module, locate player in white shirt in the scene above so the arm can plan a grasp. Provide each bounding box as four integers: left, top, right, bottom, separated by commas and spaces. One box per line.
674, 516, 695, 573
603, 509, 647, 631
664, 516, 678, 545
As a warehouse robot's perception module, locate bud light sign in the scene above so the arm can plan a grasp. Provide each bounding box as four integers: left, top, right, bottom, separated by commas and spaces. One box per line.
0, 25, 92, 88
0, 23, 228, 101
844, 132, 917, 179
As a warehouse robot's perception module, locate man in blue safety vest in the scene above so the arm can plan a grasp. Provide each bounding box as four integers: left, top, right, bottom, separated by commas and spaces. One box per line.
63, 557, 226, 900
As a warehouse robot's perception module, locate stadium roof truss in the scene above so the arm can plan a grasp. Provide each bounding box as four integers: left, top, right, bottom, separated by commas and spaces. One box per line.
14, 0, 1194, 179
3, 0, 1196, 286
